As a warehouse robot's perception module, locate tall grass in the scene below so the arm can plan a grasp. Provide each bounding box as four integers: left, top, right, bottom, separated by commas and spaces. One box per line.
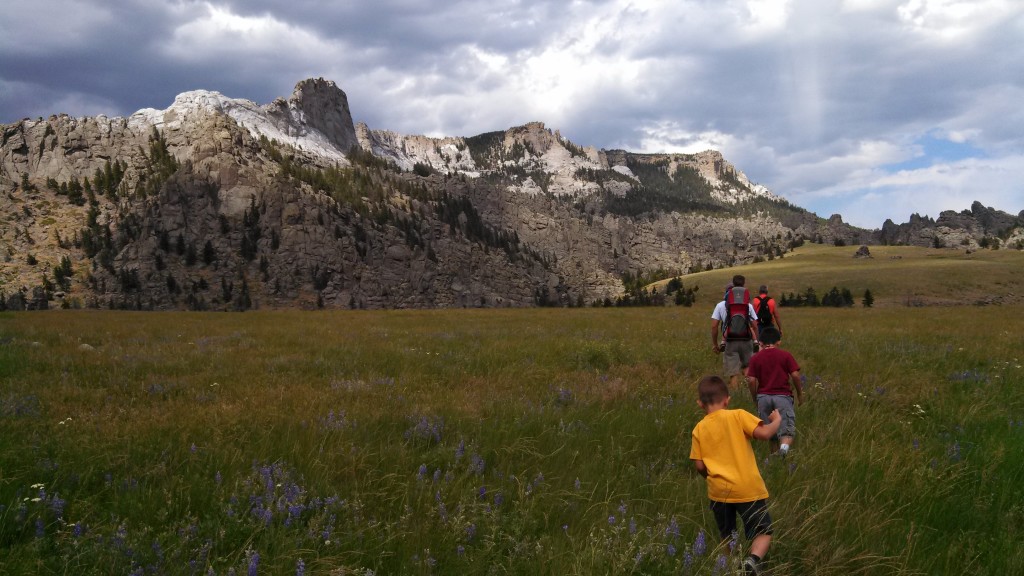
1, 306, 1022, 574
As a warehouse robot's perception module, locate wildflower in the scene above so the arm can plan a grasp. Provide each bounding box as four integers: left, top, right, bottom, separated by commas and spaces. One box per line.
494, 492, 504, 506
477, 486, 486, 499
417, 464, 427, 479
455, 439, 466, 460
247, 549, 260, 576
574, 477, 581, 490
618, 501, 627, 515
714, 554, 728, 573
457, 544, 465, 556
684, 550, 693, 569
629, 517, 637, 534
667, 543, 677, 557
608, 515, 616, 525
666, 517, 680, 539
694, 530, 707, 556
466, 524, 477, 541
295, 558, 305, 576
470, 454, 486, 475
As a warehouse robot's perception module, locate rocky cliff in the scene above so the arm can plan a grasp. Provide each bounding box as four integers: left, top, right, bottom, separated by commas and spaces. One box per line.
0, 78, 1017, 310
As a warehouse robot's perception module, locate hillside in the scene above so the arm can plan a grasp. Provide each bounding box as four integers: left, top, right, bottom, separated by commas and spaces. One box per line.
1, 78, 1020, 310
655, 244, 1024, 308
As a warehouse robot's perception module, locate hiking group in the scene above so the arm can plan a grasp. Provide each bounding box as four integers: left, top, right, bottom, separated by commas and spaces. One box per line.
695, 274, 803, 575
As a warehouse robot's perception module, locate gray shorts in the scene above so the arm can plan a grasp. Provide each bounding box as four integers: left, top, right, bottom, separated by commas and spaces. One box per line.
723, 340, 754, 377
757, 394, 796, 439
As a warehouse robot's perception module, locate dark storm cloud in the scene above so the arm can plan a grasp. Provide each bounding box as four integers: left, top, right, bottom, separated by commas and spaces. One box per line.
1, 0, 1022, 228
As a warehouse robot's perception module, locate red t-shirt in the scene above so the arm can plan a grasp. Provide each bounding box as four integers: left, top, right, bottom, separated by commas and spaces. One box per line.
746, 347, 799, 396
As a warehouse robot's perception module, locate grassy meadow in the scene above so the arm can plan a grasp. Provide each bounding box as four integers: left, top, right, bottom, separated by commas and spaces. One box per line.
1, 246, 1023, 575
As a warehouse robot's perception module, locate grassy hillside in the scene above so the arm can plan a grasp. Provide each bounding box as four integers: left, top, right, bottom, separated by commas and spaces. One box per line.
1, 304, 1022, 574
654, 244, 1024, 307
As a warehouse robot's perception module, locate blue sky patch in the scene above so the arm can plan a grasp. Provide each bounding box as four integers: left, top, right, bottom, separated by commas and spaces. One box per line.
885, 135, 985, 172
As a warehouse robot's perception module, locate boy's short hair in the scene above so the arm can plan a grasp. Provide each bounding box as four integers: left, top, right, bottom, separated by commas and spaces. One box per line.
698, 375, 730, 405
759, 326, 781, 345
732, 274, 746, 287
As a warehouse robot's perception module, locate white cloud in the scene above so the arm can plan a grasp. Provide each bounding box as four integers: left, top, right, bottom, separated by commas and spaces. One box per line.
2, 0, 1023, 228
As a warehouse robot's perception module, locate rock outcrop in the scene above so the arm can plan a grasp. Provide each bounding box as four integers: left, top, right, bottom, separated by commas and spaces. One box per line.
1, 78, 1018, 310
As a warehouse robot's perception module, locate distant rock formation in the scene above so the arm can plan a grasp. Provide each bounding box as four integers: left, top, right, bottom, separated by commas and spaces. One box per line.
0, 78, 1018, 310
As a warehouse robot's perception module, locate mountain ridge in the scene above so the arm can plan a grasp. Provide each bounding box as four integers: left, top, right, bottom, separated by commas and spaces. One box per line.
1, 78, 1020, 310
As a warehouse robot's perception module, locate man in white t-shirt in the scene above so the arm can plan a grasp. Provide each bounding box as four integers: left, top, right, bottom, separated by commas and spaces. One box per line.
710, 275, 760, 390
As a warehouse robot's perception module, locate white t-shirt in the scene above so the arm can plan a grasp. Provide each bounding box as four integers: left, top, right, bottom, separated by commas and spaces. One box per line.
711, 300, 759, 323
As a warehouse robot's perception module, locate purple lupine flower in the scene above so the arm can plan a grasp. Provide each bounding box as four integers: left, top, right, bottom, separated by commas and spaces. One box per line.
608, 515, 616, 525
455, 439, 466, 460
714, 554, 727, 573
684, 550, 693, 569
49, 493, 66, 518
629, 517, 636, 534
666, 517, 680, 539
295, 558, 305, 576
466, 523, 477, 541
470, 454, 486, 475
694, 530, 707, 556
418, 464, 428, 479
574, 477, 581, 490
247, 550, 260, 576
667, 544, 677, 557
493, 492, 504, 506
456, 545, 465, 556
477, 486, 487, 499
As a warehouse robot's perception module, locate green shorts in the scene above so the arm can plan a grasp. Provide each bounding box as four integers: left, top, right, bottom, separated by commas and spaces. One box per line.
722, 339, 754, 377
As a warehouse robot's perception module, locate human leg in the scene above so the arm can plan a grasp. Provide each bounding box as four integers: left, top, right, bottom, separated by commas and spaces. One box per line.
737, 499, 773, 573
710, 500, 737, 540
775, 395, 797, 454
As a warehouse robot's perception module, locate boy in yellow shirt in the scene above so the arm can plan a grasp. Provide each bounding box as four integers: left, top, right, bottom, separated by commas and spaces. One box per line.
690, 375, 781, 575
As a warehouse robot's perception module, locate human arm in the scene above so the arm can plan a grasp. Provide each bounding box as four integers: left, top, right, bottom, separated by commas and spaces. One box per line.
746, 370, 759, 404
751, 409, 781, 440
692, 459, 708, 478
790, 370, 804, 406
711, 319, 722, 353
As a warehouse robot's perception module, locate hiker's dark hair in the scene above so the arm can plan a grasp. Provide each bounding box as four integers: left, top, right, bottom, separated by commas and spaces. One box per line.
732, 274, 746, 287
759, 326, 781, 345
698, 375, 730, 405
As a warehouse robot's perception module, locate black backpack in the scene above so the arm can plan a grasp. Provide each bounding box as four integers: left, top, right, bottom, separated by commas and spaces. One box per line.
756, 296, 773, 328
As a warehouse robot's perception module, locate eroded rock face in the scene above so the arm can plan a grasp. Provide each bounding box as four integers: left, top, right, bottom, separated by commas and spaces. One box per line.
4, 77, 1011, 310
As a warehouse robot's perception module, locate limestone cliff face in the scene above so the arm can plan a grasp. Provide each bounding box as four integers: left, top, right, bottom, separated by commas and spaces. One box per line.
2, 78, 1014, 310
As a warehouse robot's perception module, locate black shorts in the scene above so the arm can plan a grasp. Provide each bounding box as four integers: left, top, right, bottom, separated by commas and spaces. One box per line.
710, 499, 773, 540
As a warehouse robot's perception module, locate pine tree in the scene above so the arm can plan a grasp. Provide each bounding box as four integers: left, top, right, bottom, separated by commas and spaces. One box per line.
862, 289, 874, 308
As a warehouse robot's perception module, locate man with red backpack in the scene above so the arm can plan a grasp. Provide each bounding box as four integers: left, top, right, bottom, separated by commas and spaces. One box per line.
711, 275, 760, 390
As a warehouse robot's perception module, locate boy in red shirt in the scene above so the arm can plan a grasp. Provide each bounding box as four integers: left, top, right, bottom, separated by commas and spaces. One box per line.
745, 326, 803, 456
690, 375, 781, 575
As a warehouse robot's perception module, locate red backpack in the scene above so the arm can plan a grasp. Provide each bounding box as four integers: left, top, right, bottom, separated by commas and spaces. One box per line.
724, 286, 752, 340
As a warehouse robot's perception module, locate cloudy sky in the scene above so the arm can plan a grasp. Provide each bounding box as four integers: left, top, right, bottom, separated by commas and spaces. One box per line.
2, 0, 1022, 228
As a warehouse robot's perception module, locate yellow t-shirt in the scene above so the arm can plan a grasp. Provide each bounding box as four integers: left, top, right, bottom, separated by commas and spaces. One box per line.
689, 409, 769, 503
